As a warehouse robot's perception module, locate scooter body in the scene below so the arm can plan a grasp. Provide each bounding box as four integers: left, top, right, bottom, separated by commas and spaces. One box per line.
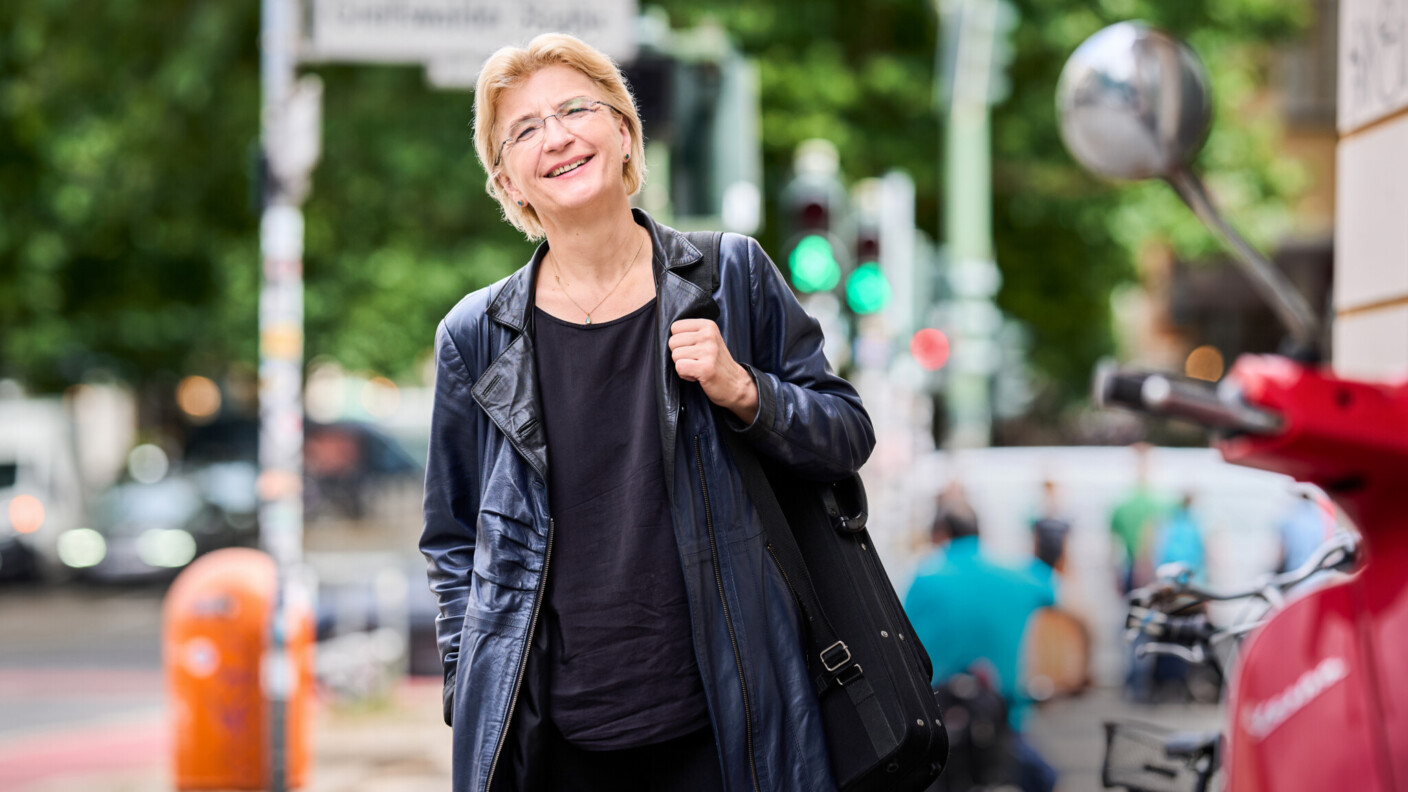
1216, 356, 1408, 792
1056, 22, 1408, 790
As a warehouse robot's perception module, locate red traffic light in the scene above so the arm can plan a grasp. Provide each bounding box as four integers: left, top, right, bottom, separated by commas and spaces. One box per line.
910, 328, 950, 371
855, 229, 880, 264
798, 199, 829, 230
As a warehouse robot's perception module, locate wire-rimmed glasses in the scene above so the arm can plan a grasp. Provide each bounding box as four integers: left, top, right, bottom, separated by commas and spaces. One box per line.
494, 97, 623, 167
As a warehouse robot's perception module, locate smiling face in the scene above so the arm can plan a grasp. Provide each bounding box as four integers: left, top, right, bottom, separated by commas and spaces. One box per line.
492, 65, 632, 229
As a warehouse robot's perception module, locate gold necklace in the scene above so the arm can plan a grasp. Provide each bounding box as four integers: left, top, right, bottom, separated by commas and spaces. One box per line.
550, 230, 647, 325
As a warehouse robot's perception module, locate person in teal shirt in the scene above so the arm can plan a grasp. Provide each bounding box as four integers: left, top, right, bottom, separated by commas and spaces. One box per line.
905, 499, 1056, 792
1154, 493, 1206, 579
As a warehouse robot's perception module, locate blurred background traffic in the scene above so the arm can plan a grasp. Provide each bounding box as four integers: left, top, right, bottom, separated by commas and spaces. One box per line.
0, 0, 1367, 789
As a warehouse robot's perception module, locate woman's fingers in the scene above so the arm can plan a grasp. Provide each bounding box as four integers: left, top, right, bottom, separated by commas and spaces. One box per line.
667, 319, 715, 350
668, 318, 757, 420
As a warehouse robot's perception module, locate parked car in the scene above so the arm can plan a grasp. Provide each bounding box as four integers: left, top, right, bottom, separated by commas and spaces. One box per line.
302, 420, 422, 520
72, 463, 259, 584
183, 416, 423, 521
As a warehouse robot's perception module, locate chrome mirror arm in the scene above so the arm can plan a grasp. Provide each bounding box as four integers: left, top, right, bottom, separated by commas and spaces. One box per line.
1167, 168, 1322, 359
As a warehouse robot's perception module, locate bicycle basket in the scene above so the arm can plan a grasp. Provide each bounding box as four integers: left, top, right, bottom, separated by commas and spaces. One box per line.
1102, 720, 1216, 792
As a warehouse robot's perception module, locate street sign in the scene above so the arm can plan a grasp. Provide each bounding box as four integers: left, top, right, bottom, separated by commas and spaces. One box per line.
307, 0, 638, 65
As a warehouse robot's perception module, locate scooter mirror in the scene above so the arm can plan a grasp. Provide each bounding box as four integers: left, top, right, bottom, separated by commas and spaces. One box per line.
1056, 21, 1322, 360
1055, 21, 1211, 182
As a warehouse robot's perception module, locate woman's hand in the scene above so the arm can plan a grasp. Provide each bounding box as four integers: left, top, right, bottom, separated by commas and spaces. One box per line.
669, 319, 759, 424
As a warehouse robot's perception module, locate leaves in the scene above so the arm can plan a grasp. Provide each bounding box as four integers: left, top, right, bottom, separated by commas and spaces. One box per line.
0, 1, 529, 389
1, 0, 1311, 421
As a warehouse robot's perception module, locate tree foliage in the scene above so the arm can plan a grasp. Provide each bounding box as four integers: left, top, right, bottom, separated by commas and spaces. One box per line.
2, 0, 1311, 419
661, 0, 1309, 410
991, 0, 1309, 400
1, 0, 531, 391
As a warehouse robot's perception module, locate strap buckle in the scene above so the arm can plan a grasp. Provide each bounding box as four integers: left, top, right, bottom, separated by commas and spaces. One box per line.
835, 663, 864, 686
821, 641, 852, 672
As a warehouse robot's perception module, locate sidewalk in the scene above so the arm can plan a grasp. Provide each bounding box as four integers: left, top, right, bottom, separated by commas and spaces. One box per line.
4, 677, 1217, 792
1027, 685, 1222, 791
6, 678, 453, 792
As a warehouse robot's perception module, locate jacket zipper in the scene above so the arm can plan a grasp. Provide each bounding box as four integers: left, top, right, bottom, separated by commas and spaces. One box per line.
765, 543, 811, 674
485, 516, 554, 792
695, 434, 761, 792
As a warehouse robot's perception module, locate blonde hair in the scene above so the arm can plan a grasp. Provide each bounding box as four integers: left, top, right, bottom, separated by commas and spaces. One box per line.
473, 33, 647, 240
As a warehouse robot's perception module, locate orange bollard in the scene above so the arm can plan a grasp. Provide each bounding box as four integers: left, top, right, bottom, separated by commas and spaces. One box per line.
163, 548, 315, 790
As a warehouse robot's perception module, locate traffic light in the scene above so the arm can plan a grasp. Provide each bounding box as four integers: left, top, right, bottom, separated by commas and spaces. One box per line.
846, 264, 891, 314
790, 234, 841, 293
845, 225, 891, 314
620, 24, 763, 234
782, 139, 848, 294
910, 328, 951, 371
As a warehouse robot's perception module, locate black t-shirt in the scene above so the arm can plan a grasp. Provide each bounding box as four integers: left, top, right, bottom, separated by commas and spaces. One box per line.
532, 299, 710, 749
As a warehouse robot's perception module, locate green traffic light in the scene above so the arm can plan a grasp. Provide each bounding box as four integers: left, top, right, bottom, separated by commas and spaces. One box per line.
789, 235, 840, 293
846, 263, 891, 314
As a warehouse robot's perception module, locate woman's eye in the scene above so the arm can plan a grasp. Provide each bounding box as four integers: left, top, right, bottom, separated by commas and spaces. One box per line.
563, 107, 590, 118
515, 125, 540, 143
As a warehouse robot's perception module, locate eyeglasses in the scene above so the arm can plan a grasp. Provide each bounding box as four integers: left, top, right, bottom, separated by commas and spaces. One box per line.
494, 97, 623, 167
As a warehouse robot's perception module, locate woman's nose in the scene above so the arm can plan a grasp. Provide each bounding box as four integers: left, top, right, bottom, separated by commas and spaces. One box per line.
540, 114, 575, 150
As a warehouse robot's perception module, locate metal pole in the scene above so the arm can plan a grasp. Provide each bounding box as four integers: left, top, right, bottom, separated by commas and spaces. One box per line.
941, 0, 1000, 448
259, 0, 306, 787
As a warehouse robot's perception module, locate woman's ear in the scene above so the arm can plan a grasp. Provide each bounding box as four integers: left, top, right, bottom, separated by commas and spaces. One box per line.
496, 171, 521, 205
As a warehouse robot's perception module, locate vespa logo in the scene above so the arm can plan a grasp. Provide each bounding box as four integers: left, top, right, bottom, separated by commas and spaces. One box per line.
1243, 656, 1349, 741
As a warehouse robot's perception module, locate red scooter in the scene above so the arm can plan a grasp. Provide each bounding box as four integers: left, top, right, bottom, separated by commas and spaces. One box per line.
1057, 21, 1408, 792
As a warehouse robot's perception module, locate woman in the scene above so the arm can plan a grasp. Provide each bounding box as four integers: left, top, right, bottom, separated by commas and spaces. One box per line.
421, 33, 874, 792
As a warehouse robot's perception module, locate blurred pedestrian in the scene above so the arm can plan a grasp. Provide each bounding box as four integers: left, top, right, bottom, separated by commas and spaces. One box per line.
905, 501, 1058, 792
1026, 478, 1071, 596
1109, 443, 1168, 593
419, 33, 875, 792
1277, 484, 1336, 574
1153, 493, 1206, 579
933, 479, 977, 545
1129, 492, 1208, 702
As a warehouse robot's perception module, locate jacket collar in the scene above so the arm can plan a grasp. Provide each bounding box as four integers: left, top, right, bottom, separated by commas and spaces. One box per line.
483, 209, 710, 332
472, 210, 717, 489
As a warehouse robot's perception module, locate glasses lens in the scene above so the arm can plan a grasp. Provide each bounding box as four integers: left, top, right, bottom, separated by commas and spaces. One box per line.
560, 99, 596, 125
511, 119, 544, 145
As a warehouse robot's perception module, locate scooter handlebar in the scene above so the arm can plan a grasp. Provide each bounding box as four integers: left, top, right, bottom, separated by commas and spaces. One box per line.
1093, 361, 1283, 435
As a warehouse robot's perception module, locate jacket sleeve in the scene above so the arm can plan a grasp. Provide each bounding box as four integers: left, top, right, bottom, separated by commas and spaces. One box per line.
727, 235, 875, 481
419, 320, 482, 726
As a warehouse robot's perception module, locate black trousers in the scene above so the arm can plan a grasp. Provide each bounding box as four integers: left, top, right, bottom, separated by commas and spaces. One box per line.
543, 721, 725, 792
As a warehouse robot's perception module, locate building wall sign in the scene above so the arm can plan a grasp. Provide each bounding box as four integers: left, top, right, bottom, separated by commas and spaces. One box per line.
1341, 0, 1408, 132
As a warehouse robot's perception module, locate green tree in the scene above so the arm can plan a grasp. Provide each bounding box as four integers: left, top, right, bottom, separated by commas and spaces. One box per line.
991, 0, 1309, 407
3, 0, 1311, 429
0, 1, 530, 392
2, 1, 263, 389
658, 0, 1309, 425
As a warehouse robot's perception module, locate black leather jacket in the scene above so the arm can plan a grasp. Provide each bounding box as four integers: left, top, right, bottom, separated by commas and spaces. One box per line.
421, 210, 875, 791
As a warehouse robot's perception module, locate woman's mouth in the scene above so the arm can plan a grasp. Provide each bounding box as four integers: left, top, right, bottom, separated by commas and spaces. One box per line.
547, 156, 592, 178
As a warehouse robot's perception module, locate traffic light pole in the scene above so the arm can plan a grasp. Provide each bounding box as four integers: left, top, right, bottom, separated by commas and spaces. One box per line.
939, 0, 1005, 448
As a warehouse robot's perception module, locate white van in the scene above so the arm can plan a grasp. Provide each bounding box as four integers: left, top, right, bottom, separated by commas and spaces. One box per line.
0, 398, 87, 581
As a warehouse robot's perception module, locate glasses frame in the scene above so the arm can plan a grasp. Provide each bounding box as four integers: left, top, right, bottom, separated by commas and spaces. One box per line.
493, 97, 624, 168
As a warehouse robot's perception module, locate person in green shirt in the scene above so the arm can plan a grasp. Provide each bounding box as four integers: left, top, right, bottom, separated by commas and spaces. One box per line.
1109, 443, 1168, 593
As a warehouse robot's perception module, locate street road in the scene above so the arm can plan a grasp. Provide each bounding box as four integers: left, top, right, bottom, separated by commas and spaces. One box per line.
0, 583, 167, 787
